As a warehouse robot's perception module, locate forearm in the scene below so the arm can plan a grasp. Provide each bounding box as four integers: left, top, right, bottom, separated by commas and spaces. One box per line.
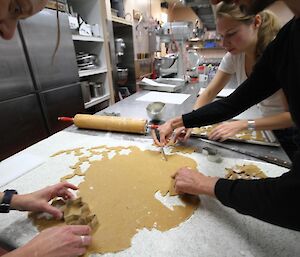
193, 91, 215, 110
194, 70, 231, 110
253, 112, 294, 130
169, 116, 185, 129
10, 194, 26, 211
201, 177, 219, 197
0, 192, 22, 212
3, 247, 31, 257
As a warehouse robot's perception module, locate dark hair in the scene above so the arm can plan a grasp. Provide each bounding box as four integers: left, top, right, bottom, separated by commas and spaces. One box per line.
52, 0, 60, 63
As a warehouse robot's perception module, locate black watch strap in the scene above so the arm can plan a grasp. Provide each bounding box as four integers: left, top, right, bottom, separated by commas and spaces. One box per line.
0, 189, 18, 213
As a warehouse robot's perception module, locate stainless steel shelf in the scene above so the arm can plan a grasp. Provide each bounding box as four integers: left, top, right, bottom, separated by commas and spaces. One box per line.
79, 67, 108, 78
72, 35, 104, 42
84, 93, 110, 109
111, 15, 132, 26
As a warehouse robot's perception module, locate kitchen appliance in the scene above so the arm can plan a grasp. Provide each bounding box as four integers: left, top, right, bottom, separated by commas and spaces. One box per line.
158, 22, 193, 83
19, 9, 84, 133
0, 9, 83, 159
115, 38, 126, 56
186, 49, 203, 77
117, 68, 128, 85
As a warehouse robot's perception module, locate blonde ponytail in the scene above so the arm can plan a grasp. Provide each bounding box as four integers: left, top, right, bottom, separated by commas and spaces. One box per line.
256, 10, 281, 58
216, 3, 281, 60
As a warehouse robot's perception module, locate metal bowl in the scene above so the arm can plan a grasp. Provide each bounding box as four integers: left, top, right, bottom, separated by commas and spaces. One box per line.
159, 54, 178, 69
117, 68, 128, 81
146, 102, 166, 121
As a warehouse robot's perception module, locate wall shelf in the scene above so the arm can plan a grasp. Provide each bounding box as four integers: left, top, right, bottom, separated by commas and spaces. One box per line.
111, 15, 132, 26
187, 47, 225, 50
72, 35, 104, 42
84, 93, 110, 109
79, 67, 108, 78
188, 38, 221, 42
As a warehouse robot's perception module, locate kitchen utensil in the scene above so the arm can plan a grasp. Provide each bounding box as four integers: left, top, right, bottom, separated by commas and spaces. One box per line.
76, 55, 97, 64
90, 82, 103, 98
146, 102, 166, 121
117, 68, 128, 85
115, 38, 126, 56
160, 54, 178, 69
117, 68, 128, 81
150, 127, 168, 161
186, 50, 202, 71
80, 81, 91, 103
161, 147, 168, 161
200, 138, 291, 169
58, 114, 147, 134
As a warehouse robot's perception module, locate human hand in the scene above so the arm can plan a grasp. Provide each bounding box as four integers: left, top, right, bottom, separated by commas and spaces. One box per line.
11, 182, 78, 219
10, 225, 92, 257
208, 120, 247, 142
172, 167, 218, 197
151, 120, 174, 146
173, 127, 193, 143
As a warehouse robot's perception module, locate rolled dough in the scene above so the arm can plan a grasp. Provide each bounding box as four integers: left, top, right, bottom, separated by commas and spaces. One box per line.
31, 145, 200, 255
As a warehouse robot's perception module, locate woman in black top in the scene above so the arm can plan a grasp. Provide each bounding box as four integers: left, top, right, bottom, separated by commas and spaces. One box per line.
157, 0, 300, 231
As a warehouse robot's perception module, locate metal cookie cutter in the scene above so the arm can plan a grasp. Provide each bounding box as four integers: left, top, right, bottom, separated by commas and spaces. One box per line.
202, 146, 222, 163
52, 197, 99, 231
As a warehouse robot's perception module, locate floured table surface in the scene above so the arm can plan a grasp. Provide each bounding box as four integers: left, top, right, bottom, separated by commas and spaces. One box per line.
0, 131, 299, 257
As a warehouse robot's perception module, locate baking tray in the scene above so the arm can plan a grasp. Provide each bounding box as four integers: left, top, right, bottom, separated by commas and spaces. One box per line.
191, 123, 280, 147
138, 81, 184, 93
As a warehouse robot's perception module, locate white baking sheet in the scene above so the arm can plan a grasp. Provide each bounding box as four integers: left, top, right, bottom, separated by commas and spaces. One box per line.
136, 92, 190, 105
198, 87, 235, 98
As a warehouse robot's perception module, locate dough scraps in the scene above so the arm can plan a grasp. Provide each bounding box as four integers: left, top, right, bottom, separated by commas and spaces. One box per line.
225, 164, 267, 180
30, 145, 200, 255
192, 124, 265, 142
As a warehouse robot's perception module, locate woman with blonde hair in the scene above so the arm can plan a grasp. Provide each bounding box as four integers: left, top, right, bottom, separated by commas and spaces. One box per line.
172, 3, 299, 159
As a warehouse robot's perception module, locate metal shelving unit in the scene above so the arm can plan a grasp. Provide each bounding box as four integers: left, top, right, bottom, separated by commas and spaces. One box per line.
111, 15, 132, 26
79, 67, 108, 78
67, 0, 114, 109
84, 93, 111, 109
72, 35, 104, 42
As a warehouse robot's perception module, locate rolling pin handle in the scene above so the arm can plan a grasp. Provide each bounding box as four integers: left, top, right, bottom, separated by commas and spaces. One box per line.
58, 117, 74, 122
147, 124, 160, 129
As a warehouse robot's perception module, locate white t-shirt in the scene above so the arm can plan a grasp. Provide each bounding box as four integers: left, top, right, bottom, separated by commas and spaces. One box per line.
218, 52, 285, 116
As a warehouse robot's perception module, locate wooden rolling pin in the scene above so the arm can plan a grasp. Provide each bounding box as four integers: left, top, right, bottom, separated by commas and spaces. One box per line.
58, 114, 158, 134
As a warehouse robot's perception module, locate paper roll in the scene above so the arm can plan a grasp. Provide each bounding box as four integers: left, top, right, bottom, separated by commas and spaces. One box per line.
73, 114, 147, 134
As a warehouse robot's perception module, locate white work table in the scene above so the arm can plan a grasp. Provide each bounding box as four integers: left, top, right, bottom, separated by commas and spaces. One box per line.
0, 83, 298, 256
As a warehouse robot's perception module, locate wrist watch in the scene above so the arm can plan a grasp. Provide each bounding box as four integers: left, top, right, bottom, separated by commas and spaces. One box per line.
247, 120, 256, 131
0, 189, 18, 213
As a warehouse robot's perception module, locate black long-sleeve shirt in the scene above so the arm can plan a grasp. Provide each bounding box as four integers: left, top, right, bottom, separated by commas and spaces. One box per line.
182, 18, 300, 231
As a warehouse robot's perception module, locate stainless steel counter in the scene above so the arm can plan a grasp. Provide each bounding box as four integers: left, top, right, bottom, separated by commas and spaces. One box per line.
0, 83, 298, 256
67, 82, 290, 164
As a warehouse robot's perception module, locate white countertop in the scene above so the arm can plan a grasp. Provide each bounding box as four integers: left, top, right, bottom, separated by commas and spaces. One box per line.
0, 131, 299, 256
